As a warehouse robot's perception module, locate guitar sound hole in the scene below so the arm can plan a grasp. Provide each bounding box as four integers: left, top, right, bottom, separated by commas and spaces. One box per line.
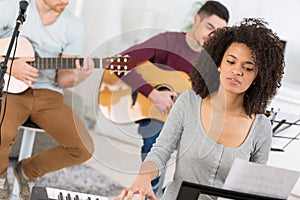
155, 84, 176, 101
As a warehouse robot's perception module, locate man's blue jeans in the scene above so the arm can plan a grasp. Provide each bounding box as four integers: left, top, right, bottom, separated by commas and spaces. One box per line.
138, 118, 165, 195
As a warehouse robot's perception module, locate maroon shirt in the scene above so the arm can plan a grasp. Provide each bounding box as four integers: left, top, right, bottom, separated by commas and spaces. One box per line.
120, 31, 199, 97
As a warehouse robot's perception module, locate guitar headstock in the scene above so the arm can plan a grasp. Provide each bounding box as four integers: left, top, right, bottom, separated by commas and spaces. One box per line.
103, 55, 136, 75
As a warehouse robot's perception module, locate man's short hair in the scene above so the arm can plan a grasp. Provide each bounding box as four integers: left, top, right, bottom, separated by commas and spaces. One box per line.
197, 1, 229, 23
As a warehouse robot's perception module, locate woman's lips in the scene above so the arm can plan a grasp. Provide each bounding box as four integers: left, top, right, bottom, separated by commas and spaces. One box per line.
227, 78, 241, 84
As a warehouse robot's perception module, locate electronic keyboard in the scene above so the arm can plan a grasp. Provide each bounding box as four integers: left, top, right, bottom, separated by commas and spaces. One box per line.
30, 186, 109, 200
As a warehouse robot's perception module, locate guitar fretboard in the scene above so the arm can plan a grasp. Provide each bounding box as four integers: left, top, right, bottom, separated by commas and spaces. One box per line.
28, 55, 134, 74
30, 57, 102, 69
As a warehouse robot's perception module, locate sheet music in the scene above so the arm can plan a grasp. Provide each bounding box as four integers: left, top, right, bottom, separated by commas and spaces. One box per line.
222, 158, 300, 199
271, 112, 300, 135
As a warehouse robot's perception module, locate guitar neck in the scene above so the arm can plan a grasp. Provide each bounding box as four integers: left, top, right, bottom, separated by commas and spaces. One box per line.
1, 36, 135, 73
30, 57, 101, 70
29, 55, 136, 74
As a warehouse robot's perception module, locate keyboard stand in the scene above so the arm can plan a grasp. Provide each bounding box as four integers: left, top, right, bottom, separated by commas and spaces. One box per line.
31, 187, 52, 200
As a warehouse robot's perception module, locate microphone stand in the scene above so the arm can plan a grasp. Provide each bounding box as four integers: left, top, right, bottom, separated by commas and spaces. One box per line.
0, 1, 28, 144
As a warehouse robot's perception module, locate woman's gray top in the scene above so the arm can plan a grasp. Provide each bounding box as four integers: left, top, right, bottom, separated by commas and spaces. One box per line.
145, 90, 272, 200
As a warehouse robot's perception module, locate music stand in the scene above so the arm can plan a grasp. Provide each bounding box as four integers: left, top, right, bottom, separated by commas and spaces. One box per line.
269, 111, 300, 152
176, 181, 286, 200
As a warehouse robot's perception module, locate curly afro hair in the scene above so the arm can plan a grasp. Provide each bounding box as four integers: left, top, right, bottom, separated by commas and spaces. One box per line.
191, 18, 285, 115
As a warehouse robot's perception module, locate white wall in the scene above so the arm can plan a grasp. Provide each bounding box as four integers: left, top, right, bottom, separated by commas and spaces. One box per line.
72, 0, 198, 55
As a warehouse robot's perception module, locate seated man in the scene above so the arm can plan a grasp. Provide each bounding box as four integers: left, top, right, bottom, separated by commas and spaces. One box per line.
0, 0, 94, 199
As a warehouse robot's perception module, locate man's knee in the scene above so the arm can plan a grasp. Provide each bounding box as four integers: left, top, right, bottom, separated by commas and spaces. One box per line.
65, 143, 94, 163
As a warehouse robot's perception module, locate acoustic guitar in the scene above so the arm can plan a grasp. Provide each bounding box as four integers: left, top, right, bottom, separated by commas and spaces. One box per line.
0, 36, 135, 94
98, 61, 192, 123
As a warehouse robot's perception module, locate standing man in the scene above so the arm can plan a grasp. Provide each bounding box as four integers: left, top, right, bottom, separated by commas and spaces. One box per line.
0, 0, 94, 199
117, 0, 229, 195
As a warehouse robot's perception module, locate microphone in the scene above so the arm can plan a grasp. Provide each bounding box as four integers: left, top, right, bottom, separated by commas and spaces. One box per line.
18, 0, 30, 23
19, 0, 30, 15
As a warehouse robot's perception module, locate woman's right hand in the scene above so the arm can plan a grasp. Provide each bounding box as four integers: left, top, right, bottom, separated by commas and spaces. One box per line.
115, 174, 157, 200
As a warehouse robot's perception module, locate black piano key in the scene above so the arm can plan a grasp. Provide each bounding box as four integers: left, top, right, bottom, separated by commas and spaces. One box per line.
58, 192, 64, 200
74, 194, 79, 200
67, 193, 72, 200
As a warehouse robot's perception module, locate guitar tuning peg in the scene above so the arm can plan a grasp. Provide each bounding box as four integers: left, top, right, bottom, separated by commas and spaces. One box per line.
124, 58, 128, 62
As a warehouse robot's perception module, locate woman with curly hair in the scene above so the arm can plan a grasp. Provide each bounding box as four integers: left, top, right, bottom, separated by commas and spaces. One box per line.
115, 18, 285, 200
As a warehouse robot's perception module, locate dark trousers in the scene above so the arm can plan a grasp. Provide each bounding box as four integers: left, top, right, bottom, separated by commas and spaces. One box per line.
138, 118, 164, 195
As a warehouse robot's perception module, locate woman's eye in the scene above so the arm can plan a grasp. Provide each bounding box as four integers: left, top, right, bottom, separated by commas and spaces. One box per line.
227, 60, 234, 64
245, 67, 254, 71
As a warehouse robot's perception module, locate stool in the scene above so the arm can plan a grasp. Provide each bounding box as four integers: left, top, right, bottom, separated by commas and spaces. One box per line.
12, 119, 44, 200
17, 119, 44, 161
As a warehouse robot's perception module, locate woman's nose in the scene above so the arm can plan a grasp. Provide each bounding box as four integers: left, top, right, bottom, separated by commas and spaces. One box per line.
232, 68, 243, 76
